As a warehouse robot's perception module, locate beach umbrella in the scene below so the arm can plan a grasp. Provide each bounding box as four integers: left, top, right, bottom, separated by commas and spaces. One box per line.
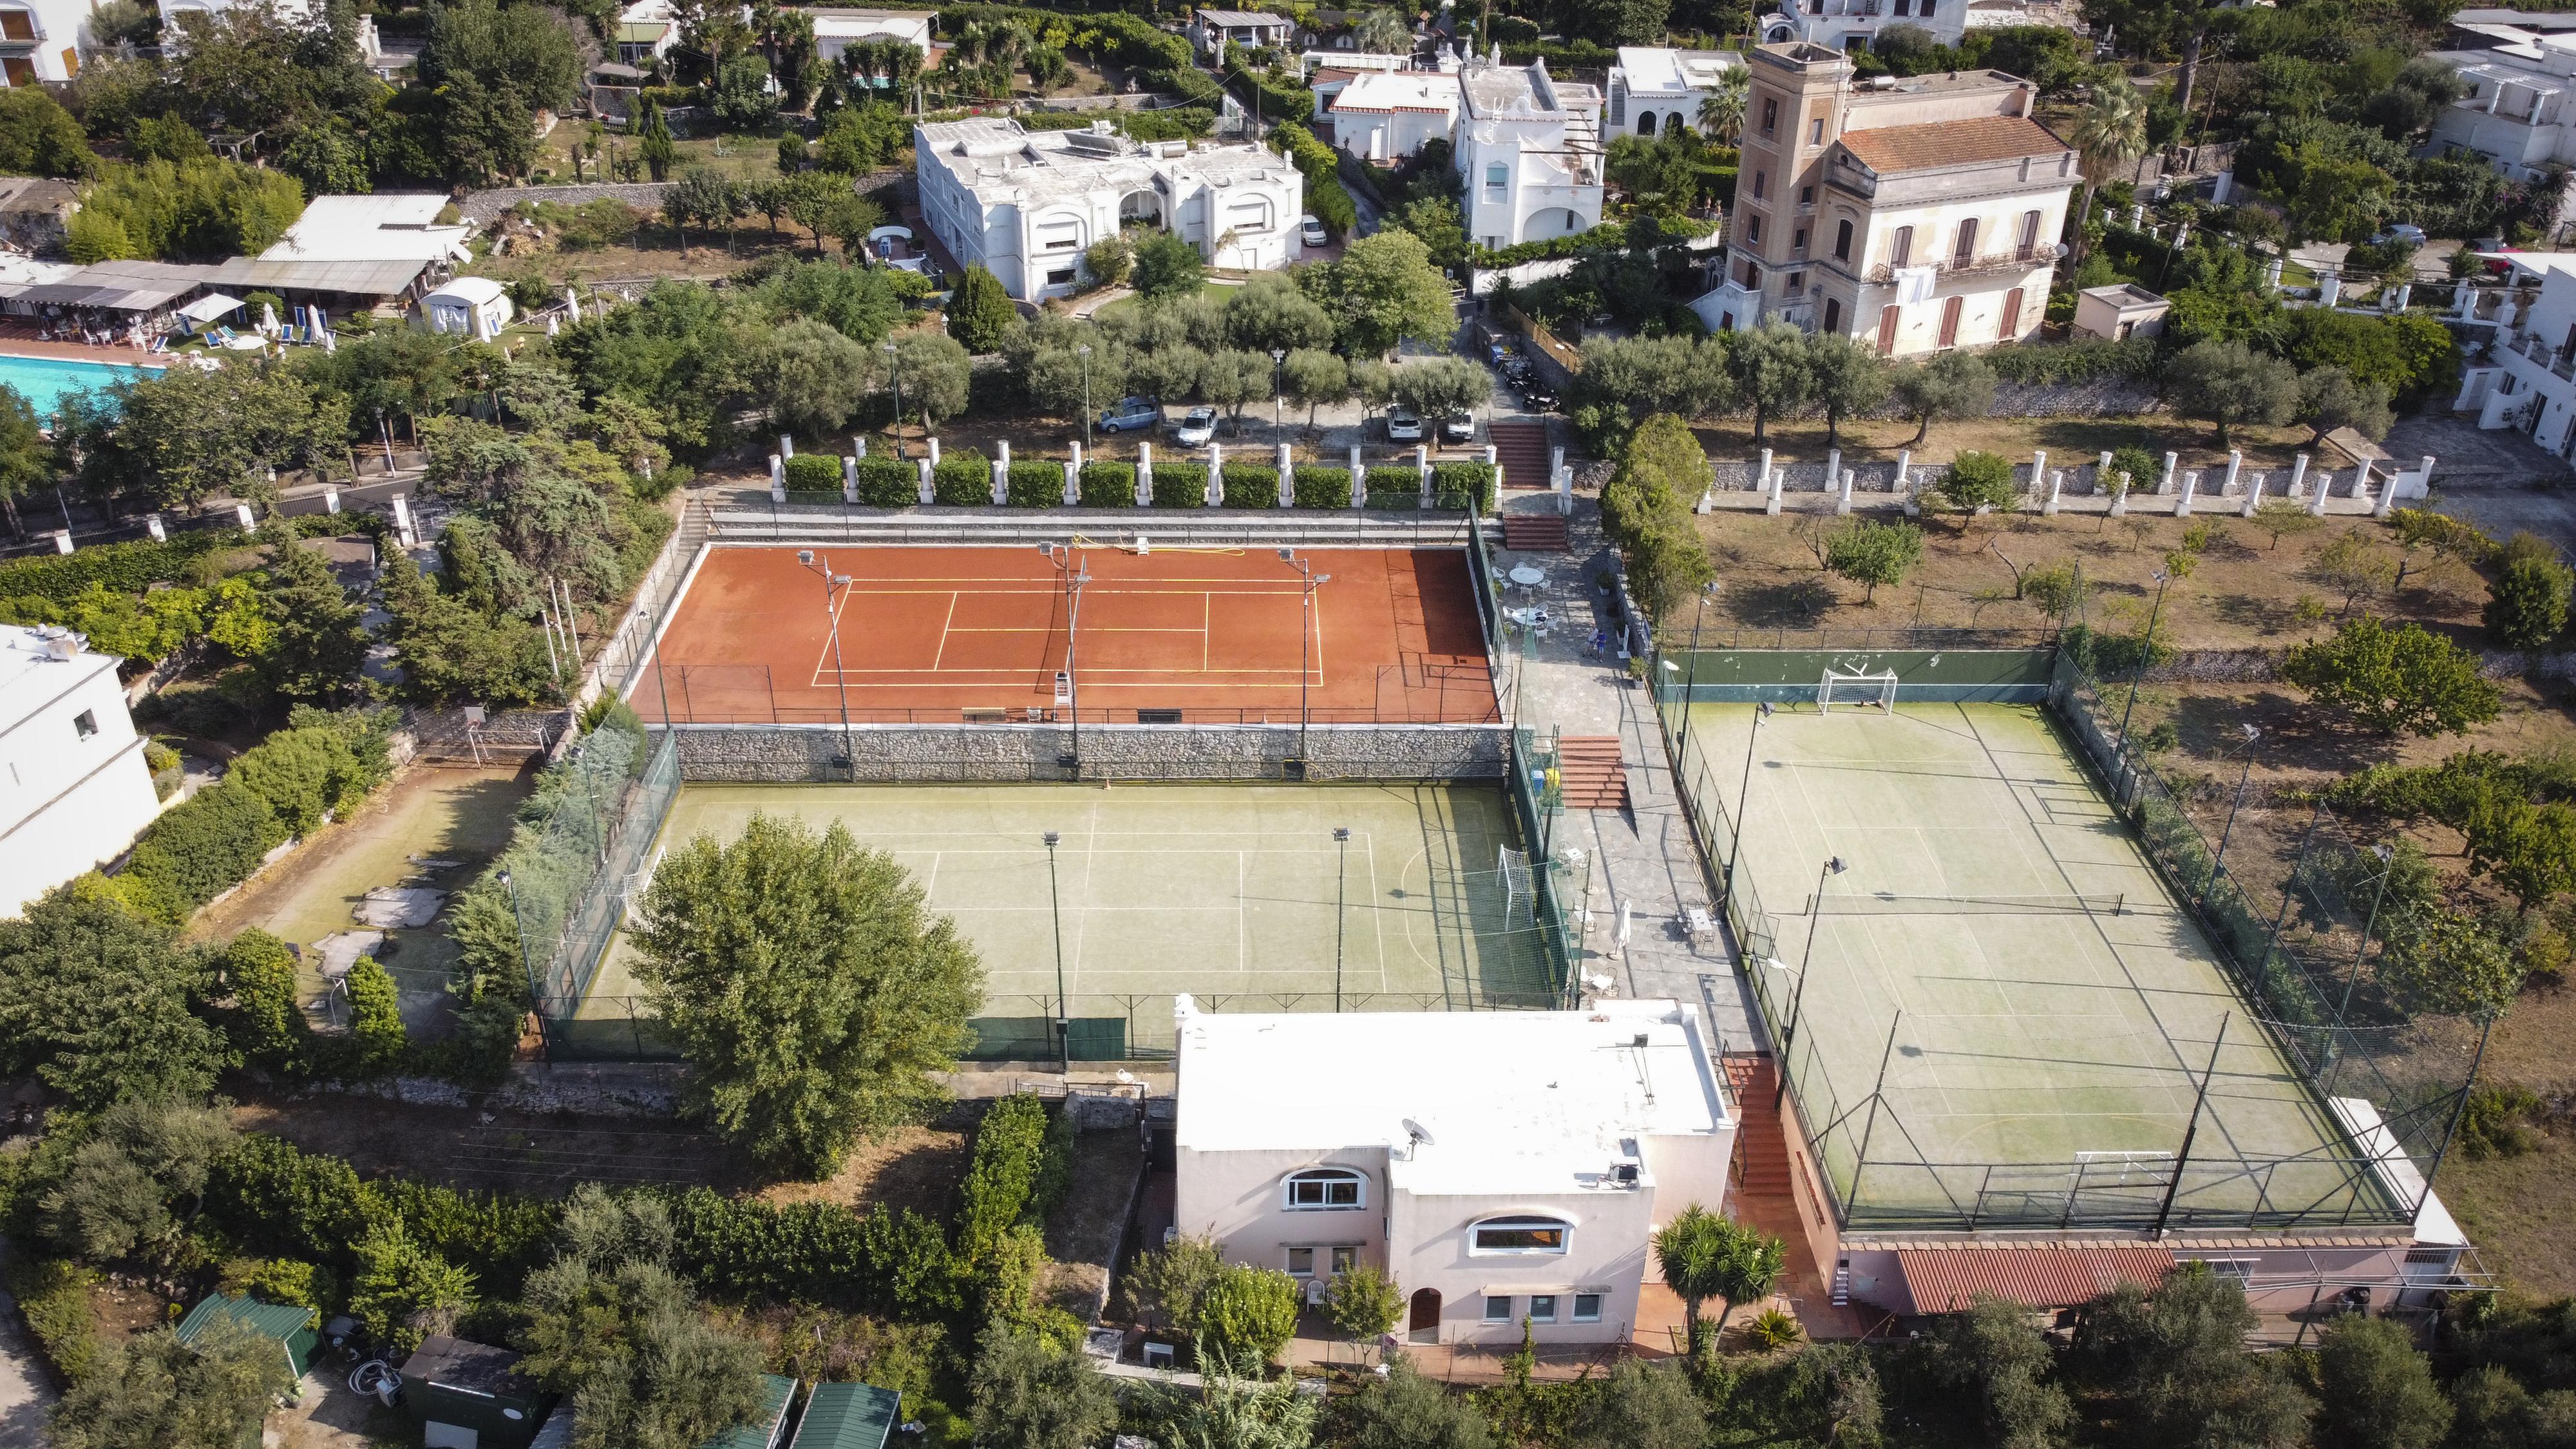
260, 301, 278, 334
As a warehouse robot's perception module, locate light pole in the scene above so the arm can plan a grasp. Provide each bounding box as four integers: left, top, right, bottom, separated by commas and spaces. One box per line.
1277, 549, 1332, 774
1044, 830, 1070, 1074
2114, 568, 2170, 758
2201, 722, 2260, 908
1332, 826, 1350, 1011
882, 340, 904, 461
1039, 542, 1091, 773
1078, 343, 1094, 451
797, 549, 857, 779
1774, 854, 1847, 1109
1725, 701, 1776, 899
1270, 347, 1287, 445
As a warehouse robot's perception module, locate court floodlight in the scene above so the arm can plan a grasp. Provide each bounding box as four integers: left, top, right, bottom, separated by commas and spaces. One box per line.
1278, 547, 1294, 562
797, 549, 815, 565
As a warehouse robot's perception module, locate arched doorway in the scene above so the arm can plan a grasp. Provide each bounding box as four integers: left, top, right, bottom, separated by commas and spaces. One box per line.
1525, 207, 1587, 240
1118, 189, 1163, 230
1664, 111, 1687, 137
1408, 1288, 1442, 1343
1636, 109, 1658, 135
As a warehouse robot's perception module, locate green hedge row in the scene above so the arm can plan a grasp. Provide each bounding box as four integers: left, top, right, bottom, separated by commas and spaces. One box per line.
1433, 462, 1498, 515
1153, 461, 1208, 509
1293, 467, 1351, 509
204, 1134, 561, 1300
856, 456, 916, 506
1006, 460, 1063, 508
782, 454, 840, 493
0, 528, 241, 603
932, 452, 989, 506
804, 457, 1473, 512
1220, 464, 1280, 508
3, 1255, 99, 1384
1367, 464, 1421, 497
1079, 461, 1134, 506
1983, 336, 2160, 384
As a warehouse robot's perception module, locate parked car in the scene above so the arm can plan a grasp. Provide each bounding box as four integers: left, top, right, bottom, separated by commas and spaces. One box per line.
1441, 412, 1476, 444
1099, 396, 1161, 433
1385, 406, 1423, 441
1518, 382, 1558, 412
1301, 214, 1329, 247
1172, 406, 1218, 446
2374, 222, 2427, 247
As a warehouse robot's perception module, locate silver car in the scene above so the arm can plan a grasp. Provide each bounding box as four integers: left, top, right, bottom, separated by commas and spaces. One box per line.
1172, 406, 1218, 446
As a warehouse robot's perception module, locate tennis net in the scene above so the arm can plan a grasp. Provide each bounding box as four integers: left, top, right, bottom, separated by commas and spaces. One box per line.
1804, 892, 2128, 917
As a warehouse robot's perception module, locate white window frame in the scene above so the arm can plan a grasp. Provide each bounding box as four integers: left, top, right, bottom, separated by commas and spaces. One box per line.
1528, 1294, 1558, 1323
1572, 1293, 1603, 1323
1283, 1169, 1366, 1211
1469, 1215, 1573, 1256
1482, 1295, 1513, 1323
1484, 162, 1508, 199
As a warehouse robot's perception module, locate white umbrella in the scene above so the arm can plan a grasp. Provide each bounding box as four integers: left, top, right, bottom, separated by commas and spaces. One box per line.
320, 326, 336, 354
260, 301, 278, 335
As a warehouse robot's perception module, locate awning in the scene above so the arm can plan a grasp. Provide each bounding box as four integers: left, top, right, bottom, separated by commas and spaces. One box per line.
1897, 1246, 2175, 1314
177, 292, 243, 324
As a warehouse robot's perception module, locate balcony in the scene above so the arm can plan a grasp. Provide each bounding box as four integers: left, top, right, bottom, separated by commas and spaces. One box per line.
1866, 247, 2049, 283
2506, 328, 2576, 382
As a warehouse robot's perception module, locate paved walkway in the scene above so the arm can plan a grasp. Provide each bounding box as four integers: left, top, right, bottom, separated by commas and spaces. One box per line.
1487, 485, 1761, 1057
0, 1239, 57, 1449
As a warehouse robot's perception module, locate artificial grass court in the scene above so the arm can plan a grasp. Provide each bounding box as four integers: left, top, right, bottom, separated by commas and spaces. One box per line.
1678, 701, 2401, 1229
578, 781, 1557, 1057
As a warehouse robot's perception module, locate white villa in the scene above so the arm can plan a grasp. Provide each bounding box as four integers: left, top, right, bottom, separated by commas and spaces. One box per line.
1191, 7, 1293, 63
1325, 70, 1463, 162
809, 8, 934, 66
1607, 46, 1745, 141
2461, 252, 2576, 458
1456, 53, 1606, 251
1170, 996, 1737, 1349
0, 626, 161, 918
913, 118, 1305, 301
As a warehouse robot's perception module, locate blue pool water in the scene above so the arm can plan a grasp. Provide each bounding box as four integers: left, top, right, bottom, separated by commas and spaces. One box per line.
0, 353, 164, 419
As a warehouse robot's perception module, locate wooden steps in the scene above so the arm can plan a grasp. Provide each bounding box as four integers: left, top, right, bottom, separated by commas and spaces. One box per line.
1501, 513, 1570, 551
1555, 735, 1629, 811
1723, 1056, 1796, 1198
1490, 418, 1553, 489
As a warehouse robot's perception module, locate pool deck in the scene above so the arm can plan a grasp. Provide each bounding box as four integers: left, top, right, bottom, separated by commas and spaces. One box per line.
0, 321, 160, 365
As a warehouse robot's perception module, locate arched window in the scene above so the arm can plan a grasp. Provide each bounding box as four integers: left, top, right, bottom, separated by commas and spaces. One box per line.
1470, 1215, 1572, 1255
1833, 218, 1853, 262
1284, 1168, 1365, 1210
1665, 112, 1686, 137
1637, 111, 1658, 135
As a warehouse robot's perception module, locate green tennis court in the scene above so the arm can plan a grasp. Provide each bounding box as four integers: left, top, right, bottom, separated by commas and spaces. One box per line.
580, 781, 1557, 1058
1680, 701, 2400, 1230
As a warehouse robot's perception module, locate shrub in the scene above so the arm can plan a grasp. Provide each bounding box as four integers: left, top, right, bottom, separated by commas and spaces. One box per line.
117, 778, 285, 921
346, 956, 407, 1072
854, 456, 916, 507
1151, 462, 1208, 509
1432, 462, 1497, 515
0, 529, 238, 604
1292, 467, 1350, 509
783, 453, 842, 495
1079, 461, 1135, 507
933, 451, 990, 506
1221, 464, 1279, 507
1936, 451, 2021, 513
1365, 464, 1420, 507
226, 726, 367, 837
4, 1255, 100, 1383
2107, 446, 2161, 495
1199, 1264, 1300, 1364
1981, 336, 2158, 383
1006, 460, 1064, 509
2487, 551, 2573, 649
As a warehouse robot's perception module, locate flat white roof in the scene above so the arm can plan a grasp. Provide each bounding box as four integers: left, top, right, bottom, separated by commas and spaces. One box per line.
0, 625, 117, 714
1173, 996, 1730, 1195
424, 275, 507, 305
263, 194, 474, 265
810, 9, 931, 40
1615, 45, 1741, 94
1198, 8, 1291, 25
1332, 70, 1462, 113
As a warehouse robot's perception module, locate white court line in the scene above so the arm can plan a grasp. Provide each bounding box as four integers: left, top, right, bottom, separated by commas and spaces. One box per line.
931, 591, 960, 671
1237, 850, 1248, 975
1367, 829, 1387, 991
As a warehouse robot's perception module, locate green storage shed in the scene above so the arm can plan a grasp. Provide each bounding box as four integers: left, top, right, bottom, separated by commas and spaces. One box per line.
788, 1383, 901, 1449
706, 1374, 800, 1449
175, 1294, 317, 1385
401, 1335, 554, 1449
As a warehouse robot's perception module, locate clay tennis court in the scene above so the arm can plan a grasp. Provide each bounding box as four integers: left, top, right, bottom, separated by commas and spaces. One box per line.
636, 545, 1498, 724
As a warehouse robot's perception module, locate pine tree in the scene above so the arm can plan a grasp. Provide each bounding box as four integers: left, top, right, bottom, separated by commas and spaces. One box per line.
946, 263, 1018, 355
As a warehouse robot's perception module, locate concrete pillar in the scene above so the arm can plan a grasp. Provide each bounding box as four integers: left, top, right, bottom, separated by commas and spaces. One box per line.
2177, 471, 2198, 516
917, 458, 934, 504
2287, 452, 2309, 502
1138, 442, 1156, 506
2263, 255, 2284, 290
390, 495, 413, 545
2158, 451, 2177, 495
2242, 472, 2264, 518
1278, 441, 1294, 507
2095, 451, 2112, 497
1556, 462, 1573, 515
844, 455, 859, 504
927, 437, 940, 467
1825, 448, 1842, 500
779, 434, 794, 460
1837, 468, 1856, 515
2221, 449, 2242, 496
2044, 469, 2063, 516
2031, 450, 2047, 506
1756, 446, 1773, 495
144, 513, 165, 542
1764, 450, 1783, 515
1350, 444, 1365, 507
1209, 442, 1225, 504
991, 439, 1010, 506
323, 487, 340, 515
51, 529, 71, 554
768, 453, 784, 502
1064, 458, 1081, 506
1416, 443, 1431, 505
2320, 270, 2342, 307
2391, 283, 2412, 312
2110, 473, 2131, 516
1894, 450, 1911, 494
852, 435, 866, 460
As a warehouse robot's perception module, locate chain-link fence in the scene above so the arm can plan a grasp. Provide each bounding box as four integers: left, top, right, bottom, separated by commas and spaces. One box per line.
515, 722, 680, 1030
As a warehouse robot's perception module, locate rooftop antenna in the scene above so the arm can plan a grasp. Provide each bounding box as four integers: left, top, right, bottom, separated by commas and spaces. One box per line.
1401, 1118, 1434, 1157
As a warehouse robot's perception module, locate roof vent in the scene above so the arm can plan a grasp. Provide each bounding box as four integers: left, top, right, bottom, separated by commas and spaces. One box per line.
1612, 1162, 1640, 1184
39, 627, 77, 661
1631, 1033, 1650, 1048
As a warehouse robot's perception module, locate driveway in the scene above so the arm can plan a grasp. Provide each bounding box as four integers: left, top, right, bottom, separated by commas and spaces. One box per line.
2389, 412, 2576, 547
0, 1240, 58, 1449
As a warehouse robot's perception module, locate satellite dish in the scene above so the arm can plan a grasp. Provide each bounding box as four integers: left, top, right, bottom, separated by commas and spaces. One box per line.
1402, 1117, 1435, 1147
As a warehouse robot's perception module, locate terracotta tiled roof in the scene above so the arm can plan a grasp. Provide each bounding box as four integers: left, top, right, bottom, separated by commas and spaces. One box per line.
1897, 1246, 2175, 1314
1838, 114, 2069, 173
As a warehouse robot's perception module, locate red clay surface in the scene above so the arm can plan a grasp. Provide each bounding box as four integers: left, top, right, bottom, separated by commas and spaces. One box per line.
638, 545, 1499, 724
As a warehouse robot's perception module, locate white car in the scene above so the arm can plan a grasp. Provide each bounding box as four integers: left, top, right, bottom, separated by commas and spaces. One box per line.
1301, 214, 1329, 247
1385, 406, 1423, 442
1172, 406, 1218, 446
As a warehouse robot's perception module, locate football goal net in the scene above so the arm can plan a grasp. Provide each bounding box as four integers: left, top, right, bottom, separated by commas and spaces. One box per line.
1819, 667, 1898, 714
1499, 846, 1534, 925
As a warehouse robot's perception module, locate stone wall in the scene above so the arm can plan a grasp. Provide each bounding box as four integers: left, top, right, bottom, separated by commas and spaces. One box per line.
457, 182, 676, 225
674, 722, 1510, 782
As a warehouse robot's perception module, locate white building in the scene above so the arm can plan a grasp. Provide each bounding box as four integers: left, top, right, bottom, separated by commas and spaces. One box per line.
1171, 996, 1736, 1349
1191, 7, 1293, 63
1607, 46, 1744, 142
2423, 30, 2576, 242
0, 0, 100, 86
914, 118, 1304, 302
1455, 54, 1605, 251
2459, 252, 2576, 457
808, 8, 933, 66
416, 276, 514, 340
1325, 70, 1462, 161
614, 0, 680, 65
0, 627, 161, 920
213, 193, 476, 316
1700, 44, 2074, 357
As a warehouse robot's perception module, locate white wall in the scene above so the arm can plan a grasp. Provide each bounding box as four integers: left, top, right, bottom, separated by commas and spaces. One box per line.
0, 647, 160, 917
1385, 1182, 1659, 1347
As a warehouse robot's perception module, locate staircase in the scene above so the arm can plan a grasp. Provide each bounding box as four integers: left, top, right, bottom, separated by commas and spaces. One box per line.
1490, 419, 1553, 490
1723, 1056, 1797, 1198
1501, 512, 1569, 551
1555, 735, 1629, 811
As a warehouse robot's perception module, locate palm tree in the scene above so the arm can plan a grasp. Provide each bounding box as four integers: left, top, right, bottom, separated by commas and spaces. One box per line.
1353, 6, 1412, 53
1653, 1206, 1789, 1356
1697, 70, 1748, 147
2070, 82, 2148, 261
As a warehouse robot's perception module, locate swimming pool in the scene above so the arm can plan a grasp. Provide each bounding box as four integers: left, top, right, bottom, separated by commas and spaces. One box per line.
0, 353, 164, 419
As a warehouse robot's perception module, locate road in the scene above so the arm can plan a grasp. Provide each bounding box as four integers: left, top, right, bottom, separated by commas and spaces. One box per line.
0, 1240, 56, 1449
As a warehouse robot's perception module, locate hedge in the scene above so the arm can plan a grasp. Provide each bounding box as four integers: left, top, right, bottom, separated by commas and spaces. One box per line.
1152, 461, 1208, 509
1221, 464, 1279, 507
783, 454, 841, 493
0, 528, 240, 604
855, 456, 916, 507
203, 1134, 560, 1298
1433, 462, 1497, 515
1367, 464, 1422, 497
110, 711, 394, 922
1982, 335, 2159, 384
1079, 461, 1135, 507
4, 1255, 99, 1384
1005, 460, 1063, 508
933, 451, 990, 506
1293, 467, 1351, 509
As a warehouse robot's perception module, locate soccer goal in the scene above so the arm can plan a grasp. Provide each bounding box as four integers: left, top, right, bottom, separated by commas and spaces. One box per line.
1818, 667, 1898, 714
1499, 846, 1534, 925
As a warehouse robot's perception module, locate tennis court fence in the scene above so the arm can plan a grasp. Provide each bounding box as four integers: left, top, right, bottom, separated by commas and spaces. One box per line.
513, 720, 681, 1040
626, 659, 1504, 726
